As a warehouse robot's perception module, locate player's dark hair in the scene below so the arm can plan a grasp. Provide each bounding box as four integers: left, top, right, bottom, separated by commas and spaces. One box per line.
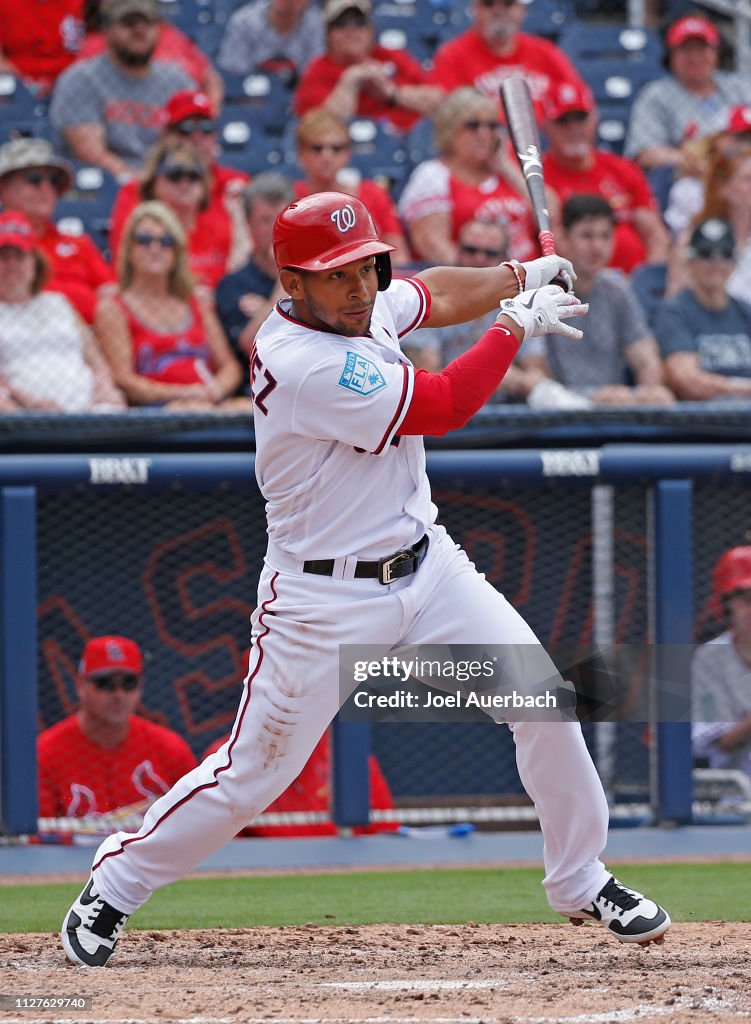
562, 194, 615, 231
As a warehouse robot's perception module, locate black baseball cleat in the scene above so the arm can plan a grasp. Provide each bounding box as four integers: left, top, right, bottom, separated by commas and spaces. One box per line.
62, 878, 129, 967
568, 876, 670, 946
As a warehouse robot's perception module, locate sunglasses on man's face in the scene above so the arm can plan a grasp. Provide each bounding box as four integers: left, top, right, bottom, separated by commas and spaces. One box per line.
117, 12, 157, 28
460, 243, 505, 260
330, 11, 369, 28
307, 142, 350, 154
175, 119, 216, 136
23, 168, 65, 189
87, 673, 141, 693
133, 232, 176, 248
555, 111, 591, 126
478, 0, 519, 9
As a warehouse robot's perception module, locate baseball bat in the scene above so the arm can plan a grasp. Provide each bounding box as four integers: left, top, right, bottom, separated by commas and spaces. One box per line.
500, 77, 559, 262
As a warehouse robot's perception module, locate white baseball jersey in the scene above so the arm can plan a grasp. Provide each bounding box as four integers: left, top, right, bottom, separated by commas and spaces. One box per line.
251, 278, 437, 560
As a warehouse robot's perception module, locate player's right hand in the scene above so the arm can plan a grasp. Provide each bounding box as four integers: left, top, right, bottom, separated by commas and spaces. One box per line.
498, 285, 589, 341
519, 254, 576, 293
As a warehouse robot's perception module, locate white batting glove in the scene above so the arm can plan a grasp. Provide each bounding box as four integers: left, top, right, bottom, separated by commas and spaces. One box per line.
519, 254, 576, 293
498, 285, 589, 341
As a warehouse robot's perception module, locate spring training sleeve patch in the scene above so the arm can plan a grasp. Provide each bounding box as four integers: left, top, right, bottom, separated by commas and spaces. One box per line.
292, 347, 414, 456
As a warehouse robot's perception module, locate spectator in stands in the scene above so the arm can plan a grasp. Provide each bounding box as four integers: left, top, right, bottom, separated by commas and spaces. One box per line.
524, 195, 674, 406
294, 0, 442, 134
96, 201, 244, 409
429, 0, 585, 121
110, 139, 237, 289
625, 15, 751, 173
202, 649, 398, 837
692, 546, 751, 782
405, 216, 591, 411
217, 0, 324, 89
38, 635, 197, 824
79, 0, 223, 110
0, 0, 84, 93
0, 210, 124, 412
293, 108, 409, 263
0, 137, 113, 324
656, 218, 751, 400
216, 173, 294, 394
664, 106, 751, 237
541, 81, 669, 274
667, 143, 751, 299
398, 87, 537, 265
50, 0, 193, 179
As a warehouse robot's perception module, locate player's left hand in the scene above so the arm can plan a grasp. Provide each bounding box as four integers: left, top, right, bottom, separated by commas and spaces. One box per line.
498, 285, 589, 341
519, 254, 576, 293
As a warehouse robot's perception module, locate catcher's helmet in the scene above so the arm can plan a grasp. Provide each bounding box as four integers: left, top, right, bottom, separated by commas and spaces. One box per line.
711, 546, 751, 618
273, 191, 395, 290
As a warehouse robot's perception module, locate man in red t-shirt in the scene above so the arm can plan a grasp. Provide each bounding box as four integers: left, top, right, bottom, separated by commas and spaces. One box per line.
541, 81, 669, 274
0, 137, 113, 323
0, 0, 84, 93
38, 635, 197, 829
429, 0, 584, 121
294, 0, 443, 134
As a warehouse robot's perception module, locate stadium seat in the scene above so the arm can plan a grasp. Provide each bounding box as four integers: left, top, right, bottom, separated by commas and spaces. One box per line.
218, 114, 287, 175
0, 121, 55, 145
646, 164, 674, 213
630, 262, 667, 329
376, 23, 436, 67
194, 23, 224, 59
346, 118, 411, 197
0, 73, 43, 120
405, 118, 436, 165
596, 103, 629, 155
522, 0, 574, 41
54, 199, 111, 255
580, 58, 665, 109
220, 73, 291, 136
158, 0, 212, 33
559, 22, 663, 65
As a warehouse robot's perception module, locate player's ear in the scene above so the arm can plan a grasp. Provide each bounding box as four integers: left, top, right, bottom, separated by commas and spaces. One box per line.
279, 268, 303, 299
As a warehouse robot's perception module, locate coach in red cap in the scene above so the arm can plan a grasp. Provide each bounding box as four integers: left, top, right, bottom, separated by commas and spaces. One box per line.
625, 14, 749, 173
108, 90, 251, 283
542, 81, 668, 273
37, 635, 196, 828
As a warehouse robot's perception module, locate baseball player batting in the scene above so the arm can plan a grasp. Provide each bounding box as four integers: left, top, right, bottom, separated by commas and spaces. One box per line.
63, 192, 669, 966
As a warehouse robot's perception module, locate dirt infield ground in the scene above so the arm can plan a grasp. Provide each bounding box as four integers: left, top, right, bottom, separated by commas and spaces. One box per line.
1, 922, 750, 1024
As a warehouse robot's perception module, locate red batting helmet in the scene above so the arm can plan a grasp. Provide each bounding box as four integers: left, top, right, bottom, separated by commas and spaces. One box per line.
272, 191, 395, 290
711, 546, 751, 618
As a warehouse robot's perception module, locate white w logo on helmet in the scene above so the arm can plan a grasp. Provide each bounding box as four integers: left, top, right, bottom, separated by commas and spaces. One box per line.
330, 204, 357, 232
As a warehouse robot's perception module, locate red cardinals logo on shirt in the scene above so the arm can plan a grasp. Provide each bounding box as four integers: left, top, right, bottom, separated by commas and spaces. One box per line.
330, 204, 357, 232
132, 759, 170, 800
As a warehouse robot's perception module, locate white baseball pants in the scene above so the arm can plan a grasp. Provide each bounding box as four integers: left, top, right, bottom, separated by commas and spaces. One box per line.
91, 525, 611, 916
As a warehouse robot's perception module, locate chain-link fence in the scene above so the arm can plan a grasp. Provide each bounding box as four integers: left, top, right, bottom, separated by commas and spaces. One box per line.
1, 447, 737, 841
0, 0, 750, 416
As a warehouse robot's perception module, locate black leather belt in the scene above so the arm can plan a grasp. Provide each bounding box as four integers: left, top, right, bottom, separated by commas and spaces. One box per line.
303, 534, 429, 586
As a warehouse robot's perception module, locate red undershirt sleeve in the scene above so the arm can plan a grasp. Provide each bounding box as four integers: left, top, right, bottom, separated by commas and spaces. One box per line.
398, 322, 521, 436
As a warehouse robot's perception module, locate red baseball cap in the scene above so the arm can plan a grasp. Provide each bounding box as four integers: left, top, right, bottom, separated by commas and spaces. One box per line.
165, 90, 214, 127
543, 81, 595, 122
0, 210, 35, 252
80, 636, 143, 677
666, 16, 720, 49
727, 105, 751, 135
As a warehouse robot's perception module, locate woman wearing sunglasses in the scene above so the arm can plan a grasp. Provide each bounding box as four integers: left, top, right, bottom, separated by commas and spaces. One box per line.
109, 140, 235, 289
96, 200, 244, 409
293, 108, 409, 264
398, 87, 538, 265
